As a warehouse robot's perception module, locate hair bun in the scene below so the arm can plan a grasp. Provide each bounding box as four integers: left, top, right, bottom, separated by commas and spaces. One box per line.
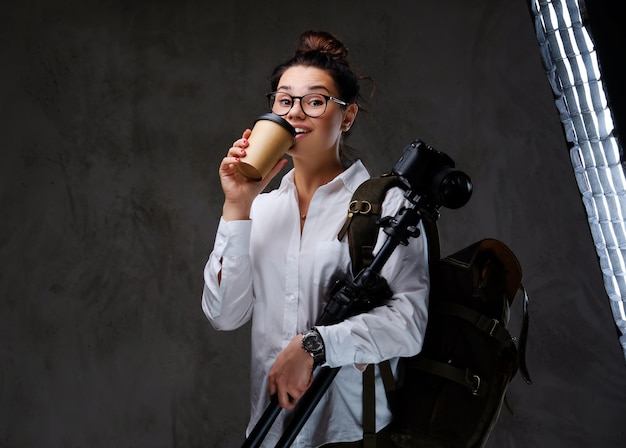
295, 30, 349, 65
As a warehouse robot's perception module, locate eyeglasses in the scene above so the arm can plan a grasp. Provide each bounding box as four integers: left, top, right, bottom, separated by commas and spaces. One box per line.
266, 92, 348, 118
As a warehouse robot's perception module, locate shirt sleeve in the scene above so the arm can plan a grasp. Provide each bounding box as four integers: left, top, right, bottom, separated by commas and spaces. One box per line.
317, 188, 430, 368
201, 218, 256, 331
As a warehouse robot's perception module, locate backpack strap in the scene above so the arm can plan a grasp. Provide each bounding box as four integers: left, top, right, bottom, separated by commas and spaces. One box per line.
362, 364, 377, 448
362, 362, 397, 448
434, 302, 514, 344
407, 357, 486, 396
338, 175, 405, 276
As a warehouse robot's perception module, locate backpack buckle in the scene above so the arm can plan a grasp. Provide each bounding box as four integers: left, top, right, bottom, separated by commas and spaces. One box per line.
349, 200, 373, 215
338, 201, 375, 240
467, 372, 481, 396
488, 319, 500, 336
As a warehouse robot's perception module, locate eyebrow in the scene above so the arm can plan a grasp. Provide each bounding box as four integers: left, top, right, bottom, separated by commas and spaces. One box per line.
276, 85, 332, 94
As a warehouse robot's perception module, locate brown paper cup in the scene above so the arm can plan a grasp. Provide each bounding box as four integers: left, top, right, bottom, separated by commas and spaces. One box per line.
237, 113, 296, 181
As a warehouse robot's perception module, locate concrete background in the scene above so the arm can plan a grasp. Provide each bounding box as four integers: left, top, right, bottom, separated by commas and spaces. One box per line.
2, 0, 625, 447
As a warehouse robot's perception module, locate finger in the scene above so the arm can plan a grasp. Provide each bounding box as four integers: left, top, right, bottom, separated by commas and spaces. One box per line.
232, 130, 251, 149
278, 391, 295, 410
220, 156, 241, 173
288, 388, 303, 401
227, 146, 247, 159
234, 137, 249, 149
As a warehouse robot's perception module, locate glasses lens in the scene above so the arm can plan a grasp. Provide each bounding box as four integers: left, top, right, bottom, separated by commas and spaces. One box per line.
269, 92, 293, 116
301, 94, 327, 117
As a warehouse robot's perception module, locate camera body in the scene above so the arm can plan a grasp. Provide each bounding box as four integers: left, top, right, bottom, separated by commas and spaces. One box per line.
392, 139, 472, 209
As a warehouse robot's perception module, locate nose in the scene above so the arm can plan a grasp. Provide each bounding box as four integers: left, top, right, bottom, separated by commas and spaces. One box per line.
287, 98, 306, 118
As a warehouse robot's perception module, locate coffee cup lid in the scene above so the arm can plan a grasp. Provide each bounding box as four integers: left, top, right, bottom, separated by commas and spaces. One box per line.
255, 113, 296, 138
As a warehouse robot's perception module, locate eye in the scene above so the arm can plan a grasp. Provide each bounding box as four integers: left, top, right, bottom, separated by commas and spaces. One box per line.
306, 95, 326, 108
274, 93, 293, 107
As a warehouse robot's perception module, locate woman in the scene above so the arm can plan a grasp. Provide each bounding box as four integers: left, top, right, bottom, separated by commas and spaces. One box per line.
202, 30, 430, 448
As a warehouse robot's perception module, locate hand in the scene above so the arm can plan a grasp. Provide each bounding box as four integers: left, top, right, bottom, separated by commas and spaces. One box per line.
268, 335, 315, 410
219, 129, 288, 221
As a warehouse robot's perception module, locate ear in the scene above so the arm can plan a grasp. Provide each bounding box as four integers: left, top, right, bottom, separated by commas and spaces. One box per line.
342, 103, 359, 131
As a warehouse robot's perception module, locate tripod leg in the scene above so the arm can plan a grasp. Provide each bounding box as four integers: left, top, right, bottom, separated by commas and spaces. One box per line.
240, 395, 281, 448
274, 366, 340, 448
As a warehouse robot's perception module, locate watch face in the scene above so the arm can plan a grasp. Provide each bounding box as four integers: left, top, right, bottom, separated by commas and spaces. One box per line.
303, 332, 323, 353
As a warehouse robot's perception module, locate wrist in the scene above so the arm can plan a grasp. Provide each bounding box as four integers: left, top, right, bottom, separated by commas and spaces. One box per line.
222, 200, 252, 221
301, 327, 326, 368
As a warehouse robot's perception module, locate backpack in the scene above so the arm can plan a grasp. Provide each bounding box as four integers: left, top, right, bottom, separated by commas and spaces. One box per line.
338, 175, 532, 448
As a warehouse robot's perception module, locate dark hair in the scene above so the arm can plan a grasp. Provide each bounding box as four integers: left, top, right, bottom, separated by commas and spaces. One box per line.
269, 30, 360, 104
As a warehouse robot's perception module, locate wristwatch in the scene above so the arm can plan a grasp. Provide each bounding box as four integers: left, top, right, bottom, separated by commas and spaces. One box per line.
301, 327, 326, 368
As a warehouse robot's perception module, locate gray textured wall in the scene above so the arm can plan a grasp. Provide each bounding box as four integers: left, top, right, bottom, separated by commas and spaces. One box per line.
2, 1, 625, 447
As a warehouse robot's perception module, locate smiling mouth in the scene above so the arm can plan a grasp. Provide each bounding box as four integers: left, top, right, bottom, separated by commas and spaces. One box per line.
294, 128, 310, 135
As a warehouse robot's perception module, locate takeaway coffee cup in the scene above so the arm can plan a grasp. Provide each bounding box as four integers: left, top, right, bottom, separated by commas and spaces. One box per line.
236, 113, 296, 181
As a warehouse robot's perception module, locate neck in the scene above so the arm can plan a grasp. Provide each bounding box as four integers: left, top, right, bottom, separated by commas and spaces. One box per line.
292, 158, 345, 197
292, 157, 345, 228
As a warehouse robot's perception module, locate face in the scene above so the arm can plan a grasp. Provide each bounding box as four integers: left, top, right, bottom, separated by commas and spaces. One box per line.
274, 65, 358, 162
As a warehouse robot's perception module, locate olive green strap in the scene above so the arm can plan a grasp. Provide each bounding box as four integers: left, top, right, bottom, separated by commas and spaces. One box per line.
338, 175, 404, 276
379, 360, 395, 396
362, 364, 377, 448
407, 357, 486, 396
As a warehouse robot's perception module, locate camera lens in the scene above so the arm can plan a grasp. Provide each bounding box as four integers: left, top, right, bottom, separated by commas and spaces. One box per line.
435, 169, 473, 209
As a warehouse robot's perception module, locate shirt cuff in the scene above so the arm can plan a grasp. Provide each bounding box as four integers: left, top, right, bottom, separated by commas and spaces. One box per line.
214, 218, 252, 257
316, 323, 355, 368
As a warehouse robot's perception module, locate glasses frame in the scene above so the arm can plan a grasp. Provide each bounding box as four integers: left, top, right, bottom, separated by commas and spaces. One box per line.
266, 92, 349, 118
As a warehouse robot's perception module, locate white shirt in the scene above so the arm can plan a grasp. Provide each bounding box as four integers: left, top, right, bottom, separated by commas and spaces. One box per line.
202, 160, 429, 448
